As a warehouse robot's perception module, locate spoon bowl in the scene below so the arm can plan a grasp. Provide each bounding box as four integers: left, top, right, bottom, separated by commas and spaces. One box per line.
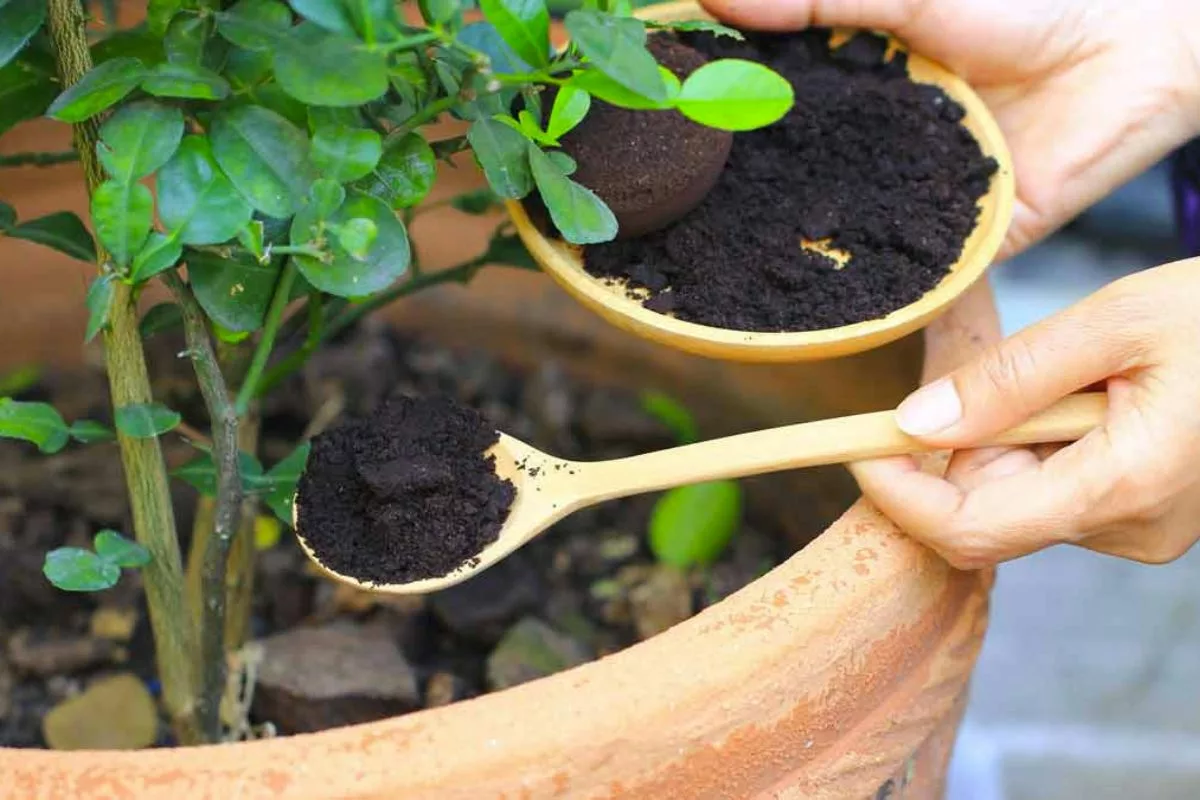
294, 392, 1107, 595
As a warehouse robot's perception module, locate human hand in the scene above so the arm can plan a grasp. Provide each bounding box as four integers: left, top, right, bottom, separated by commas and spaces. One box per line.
699, 0, 1200, 258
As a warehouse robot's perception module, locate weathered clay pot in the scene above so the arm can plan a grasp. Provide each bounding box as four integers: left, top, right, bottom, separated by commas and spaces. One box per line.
0, 5, 1002, 794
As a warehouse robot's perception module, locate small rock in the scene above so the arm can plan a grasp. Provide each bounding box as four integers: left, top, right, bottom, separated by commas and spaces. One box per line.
251, 623, 420, 735
90, 607, 138, 642
424, 671, 471, 708
629, 565, 693, 640
42, 673, 158, 751
430, 554, 544, 645
7, 629, 119, 677
486, 617, 592, 691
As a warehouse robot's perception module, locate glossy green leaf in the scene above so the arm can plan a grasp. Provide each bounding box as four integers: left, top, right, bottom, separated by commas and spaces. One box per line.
274, 24, 388, 107
514, 110, 556, 145
528, 142, 616, 244
129, 232, 183, 283
164, 13, 210, 65
566, 64, 677, 110
186, 249, 279, 331
564, 10, 664, 103
357, 133, 436, 209
648, 480, 742, 568
645, 19, 744, 40
457, 21, 530, 75
0, 0, 46, 71
308, 178, 346, 219
311, 125, 382, 183
0, 57, 57, 138
257, 441, 310, 523
209, 105, 316, 219
546, 86, 590, 140
84, 274, 115, 343
450, 188, 501, 215
69, 420, 116, 444
158, 135, 254, 245
43, 548, 120, 592
639, 390, 697, 444
466, 118, 533, 199
237, 219, 266, 261
6, 212, 96, 262
337, 217, 377, 259
91, 180, 154, 268
93, 530, 151, 568
676, 59, 794, 131
547, 150, 576, 174
216, 0, 293, 51
147, 0, 185, 35
142, 61, 231, 100
46, 57, 147, 123
97, 100, 185, 183
114, 402, 182, 438
479, 0, 550, 68
291, 191, 409, 296
139, 302, 183, 339
307, 105, 362, 132
172, 449, 264, 496
0, 398, 70, 454
418, 0, 459, 25
287, 0, 354, 34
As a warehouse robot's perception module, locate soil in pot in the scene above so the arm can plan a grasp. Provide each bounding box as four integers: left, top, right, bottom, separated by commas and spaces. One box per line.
0, 322, 799, 746
546, 28, 1000, 332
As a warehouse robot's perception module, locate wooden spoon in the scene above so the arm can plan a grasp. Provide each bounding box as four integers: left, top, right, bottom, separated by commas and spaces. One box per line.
294, 392, 1107, 595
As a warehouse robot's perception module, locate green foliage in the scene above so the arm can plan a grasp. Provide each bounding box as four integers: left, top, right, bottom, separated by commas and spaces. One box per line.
84, 274, 115, 343
479, 0, 551, 68
0, 202, 96, 262
97, 100, 185, 183
47, 57, 148, 122
114, 402, 182, 438
209, 105, 316, 219
358, 133, 436, 208
675, 59, 794, 131
528, 142, 616, 244
564, 10, 666, 103
91, 180, 154, 268
43, 530, 150, 592
311, 125, 383, 184
0, 398, 70, 454
157, 136, 254, 245
0, 0, 45, 71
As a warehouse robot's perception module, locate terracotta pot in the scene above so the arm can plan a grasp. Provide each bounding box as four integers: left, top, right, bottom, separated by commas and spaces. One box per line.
0, 7, 1003, 795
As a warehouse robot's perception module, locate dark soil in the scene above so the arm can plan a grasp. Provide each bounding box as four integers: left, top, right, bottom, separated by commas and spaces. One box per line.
576, 29, 1000, 332
0, 322, 797, 746
295, 394, 516, 585
556, 34, 733, 239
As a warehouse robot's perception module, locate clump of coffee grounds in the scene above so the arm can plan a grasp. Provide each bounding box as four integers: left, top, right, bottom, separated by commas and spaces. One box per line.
580, 29, 1000, 332
294, 393, 516, 585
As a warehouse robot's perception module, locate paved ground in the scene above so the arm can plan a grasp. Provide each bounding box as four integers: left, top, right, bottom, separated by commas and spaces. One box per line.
944, 162, 1200, 798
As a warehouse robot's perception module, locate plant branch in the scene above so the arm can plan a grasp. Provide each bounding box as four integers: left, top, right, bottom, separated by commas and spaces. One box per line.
163, 272, 243, 742
385, 94, 461, 147
46, 0, 202, 745
235, 261, 297, 415
253, 294, 323, 398
0, 150, 79, 168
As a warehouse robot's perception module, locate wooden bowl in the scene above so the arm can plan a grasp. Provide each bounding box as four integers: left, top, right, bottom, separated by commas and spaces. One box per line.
507, 2, 1015, 363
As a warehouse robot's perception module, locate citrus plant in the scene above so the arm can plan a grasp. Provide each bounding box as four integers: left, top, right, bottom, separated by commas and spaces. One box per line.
0, 0, 792, 746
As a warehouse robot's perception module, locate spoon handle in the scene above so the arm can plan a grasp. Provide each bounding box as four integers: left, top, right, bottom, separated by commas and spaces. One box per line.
579, 392, 1108, 504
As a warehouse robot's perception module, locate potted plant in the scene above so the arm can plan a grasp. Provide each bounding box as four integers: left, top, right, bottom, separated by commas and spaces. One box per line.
0, 0, 1000, 797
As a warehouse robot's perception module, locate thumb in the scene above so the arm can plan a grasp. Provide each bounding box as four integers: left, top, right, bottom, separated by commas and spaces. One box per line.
893, 285, 1145, 446
697, 0, 927, 33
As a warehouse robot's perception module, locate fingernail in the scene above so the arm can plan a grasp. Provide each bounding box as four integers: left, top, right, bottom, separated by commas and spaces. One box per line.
896, 379, 962, 435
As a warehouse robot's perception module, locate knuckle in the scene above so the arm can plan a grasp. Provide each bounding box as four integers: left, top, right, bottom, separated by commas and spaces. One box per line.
977, 338, 1040, 402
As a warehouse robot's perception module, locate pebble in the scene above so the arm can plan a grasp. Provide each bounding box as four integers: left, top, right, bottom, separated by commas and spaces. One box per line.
42, 673, 158, 751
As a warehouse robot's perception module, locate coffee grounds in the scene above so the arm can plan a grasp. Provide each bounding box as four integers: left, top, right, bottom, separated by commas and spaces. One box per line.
578, 29, 1000, 332
294, 394, 516, 585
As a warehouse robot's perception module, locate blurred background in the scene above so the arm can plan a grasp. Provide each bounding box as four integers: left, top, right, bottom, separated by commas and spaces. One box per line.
945, 152, 1200, 799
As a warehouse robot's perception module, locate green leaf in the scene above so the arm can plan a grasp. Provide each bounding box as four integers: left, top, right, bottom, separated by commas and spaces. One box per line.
257, 441, 310, 523
43, 548, 120, 592
84, 274, 115, 343
337, 217, 377, 259
141, 61, 231, 100
216, 0, 293, 51
356, 133, 436, 209
69, 420, 116, 444
645, 19, 744, 40
6, 212, 96, 262
546, 85, 590, 140
451, 188, 501, 215
147, 0, 185, 35
482, 229, 537, 270
172, 449, 264, 496
0, 398, 70, 454
0, 364, 39, 396
139, 302, 183, 339
564, 10, 664, 103
307, 105, 362, 132
158, 135, 254, 245
418, 0, 459, 25
274, 24, 388, 107
648, 480, 742, 568
287, 0, 355, 34
0, 57, 57, 138
91, 180, 154, 269
114, 402, 182, 438
46, 57, 147, 123
566, 64, 678, 110
639, 390, 697, 444
478, 0, 550, 69
547, 150, 576, 175
237, 219, 266, 261
311, 125, 382, 183
308, 178, 346, 218
292, 191, 409, 296
515, 110, 556, 145
457, 21, 531, 75
129, 232, 183, 283
164, 13, 210, 65
0, 0, 46, 71
466, 118, 533, 200
0, 201, 13, 229
676, 59, 794, 131
209, 105, 316, 219
97, 100, 185, 183
93, 530, 151, 568
90, 27, 165, 66
186, 249, 279, 331
528, 142, 616, 244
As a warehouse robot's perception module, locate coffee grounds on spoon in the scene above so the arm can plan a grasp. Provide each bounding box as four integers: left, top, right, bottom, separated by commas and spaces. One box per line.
294, 394, 516, 585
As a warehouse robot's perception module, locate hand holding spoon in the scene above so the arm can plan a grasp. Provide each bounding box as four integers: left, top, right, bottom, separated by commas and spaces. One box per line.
294, 392, 1107, 595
